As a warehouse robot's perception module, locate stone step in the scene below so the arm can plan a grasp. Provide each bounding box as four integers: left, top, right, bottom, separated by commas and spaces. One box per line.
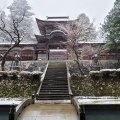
42, 82, 68, 85
41, 88, 68, 90
46, 70, 66, 72
42, 84, 68, 88
40, 89, 69, 92
36, 61, 70, 100
44, 77, 67, 80
40, 87, 68, 90
43, 80, 68, 82
46, 71, 66, 74
36, 97, 70, 100
37, 94, 70, 98
43, 79, 67, 81
45, 76, 67, 78
47, 67, 66, 69
38, 94, 69, 98
39, 92, 69, 95
42, 83, 68, 85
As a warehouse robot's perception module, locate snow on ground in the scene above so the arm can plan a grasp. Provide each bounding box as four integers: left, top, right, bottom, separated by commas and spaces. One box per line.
77, 96, 120, 105
0, 98, 23, 105
1, 96, 120, 105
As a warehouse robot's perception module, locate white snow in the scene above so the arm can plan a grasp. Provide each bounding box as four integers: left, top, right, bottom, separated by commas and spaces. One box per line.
76, 96, 120, 105
100, 69, 116, 72
49, 49, 67, 52
0, 98, 22, 105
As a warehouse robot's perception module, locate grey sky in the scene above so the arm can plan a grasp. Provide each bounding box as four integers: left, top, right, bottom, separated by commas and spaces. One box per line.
0, 0, 115, 28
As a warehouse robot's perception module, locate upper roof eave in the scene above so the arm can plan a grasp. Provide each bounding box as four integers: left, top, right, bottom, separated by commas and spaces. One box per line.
35, 17, 77, 35
35, 18, 75, 23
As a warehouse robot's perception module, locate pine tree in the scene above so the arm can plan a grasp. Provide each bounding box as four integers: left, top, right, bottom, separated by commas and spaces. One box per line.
7, 0, 34, 42
102, 0, 120, 52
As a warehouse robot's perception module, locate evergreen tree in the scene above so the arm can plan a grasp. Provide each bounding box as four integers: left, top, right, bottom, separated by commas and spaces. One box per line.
7, 0, 34, 42
102, 0, 120, 52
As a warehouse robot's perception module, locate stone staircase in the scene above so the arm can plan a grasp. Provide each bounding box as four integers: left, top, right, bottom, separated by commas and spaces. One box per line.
36, 61, 70, 100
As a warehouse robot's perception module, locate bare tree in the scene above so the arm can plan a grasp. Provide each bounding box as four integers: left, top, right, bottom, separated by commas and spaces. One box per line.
0, 0, 34, 71
58, 13, 97, 76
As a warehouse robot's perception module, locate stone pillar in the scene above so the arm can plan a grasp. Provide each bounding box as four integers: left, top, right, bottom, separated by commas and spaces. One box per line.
32, 94, 35, 104
9, 104, 16, 120
80, 105, 85, 120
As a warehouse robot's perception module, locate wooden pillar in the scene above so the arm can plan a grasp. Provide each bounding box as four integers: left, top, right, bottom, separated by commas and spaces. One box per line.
9, 104, 16, 120
35, 53, 38, 60
46, 43, 49, 60
48, 50, 50, 60
80, 105, 85, 120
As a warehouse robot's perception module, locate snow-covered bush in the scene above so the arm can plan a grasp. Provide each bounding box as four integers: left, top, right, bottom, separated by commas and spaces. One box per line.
32, 71, 43, 80
113, 69, 120, 78
100, 69, 116, 78
89, 71, 100, 80
8, 70, 19, 79
19, 71, 32, 79
19, 71, 43, 80
70, 73, 81, 81
70, 73, 86, 87
0, 71, 8, 79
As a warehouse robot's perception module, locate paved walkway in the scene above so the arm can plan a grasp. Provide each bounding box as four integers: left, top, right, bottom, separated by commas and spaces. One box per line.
17, 103, 78, 120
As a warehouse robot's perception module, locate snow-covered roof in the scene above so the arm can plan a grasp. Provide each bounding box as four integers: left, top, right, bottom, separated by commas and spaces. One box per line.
0, 42, 37, 45
23, 47, 34, 50
80, 41, 105, 44
0, 36, 38, 45
46, 16, 69, 21
12, 47, 22, 50
49, 49, 67, 52
0, 47, 8, 50
78, 40, 105, 44
78, 36, 106, 44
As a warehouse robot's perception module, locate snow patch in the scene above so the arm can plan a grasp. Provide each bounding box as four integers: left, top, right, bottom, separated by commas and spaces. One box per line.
0, 98, 22, 105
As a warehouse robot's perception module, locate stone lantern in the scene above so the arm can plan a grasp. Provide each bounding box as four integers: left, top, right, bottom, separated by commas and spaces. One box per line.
91, 53, 101, 71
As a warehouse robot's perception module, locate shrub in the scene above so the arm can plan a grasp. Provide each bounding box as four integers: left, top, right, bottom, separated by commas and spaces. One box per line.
0, 71, 8, 79
89, 71, 100, 80
113, 69, 120, 78
8, 70, 19, 80
70, 73, 81, 81
100, 69, 116, 79
19, 71, 43, 80
19, 71, 32, 79
32, 71, 43, 80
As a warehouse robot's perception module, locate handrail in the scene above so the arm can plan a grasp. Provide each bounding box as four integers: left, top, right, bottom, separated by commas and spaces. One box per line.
15, 98, 34, 120
66, 62, 73, 98
36, 61, 49, 95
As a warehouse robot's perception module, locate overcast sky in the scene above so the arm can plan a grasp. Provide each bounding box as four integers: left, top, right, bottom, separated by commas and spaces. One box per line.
0, 0, 116, 28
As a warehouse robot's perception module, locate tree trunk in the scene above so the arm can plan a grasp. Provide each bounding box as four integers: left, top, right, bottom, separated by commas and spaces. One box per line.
1, 56, 6, 71
73, 46, 83, 76
1, 44, 19, 71
76, 59, 84, 76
